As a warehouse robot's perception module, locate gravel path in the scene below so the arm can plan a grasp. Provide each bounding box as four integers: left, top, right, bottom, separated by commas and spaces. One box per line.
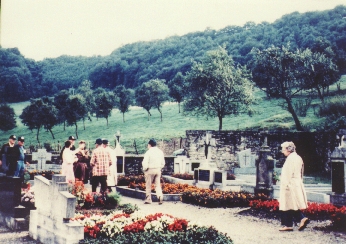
1, 195, 345, 243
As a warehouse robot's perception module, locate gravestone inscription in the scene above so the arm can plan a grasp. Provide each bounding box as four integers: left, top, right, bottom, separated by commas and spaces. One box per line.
199, 169, 210, 182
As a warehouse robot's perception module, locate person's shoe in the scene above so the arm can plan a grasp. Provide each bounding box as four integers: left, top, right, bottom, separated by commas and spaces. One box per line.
144, 201, 151, 204
298, 217, 310, 231
279, 226, 293, 231
158, 196, 163, 205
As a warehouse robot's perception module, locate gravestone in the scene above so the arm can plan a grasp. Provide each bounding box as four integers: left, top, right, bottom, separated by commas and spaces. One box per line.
32, 149, 52, 170
329, 129, 346, 206
255, 130, 274, 197
174, 156, 190, 174
29, 175, 83, 244
237, 149, 256, 168
196, 168, 214, 189
213, 170, 227, 190
193, 169, 199, 184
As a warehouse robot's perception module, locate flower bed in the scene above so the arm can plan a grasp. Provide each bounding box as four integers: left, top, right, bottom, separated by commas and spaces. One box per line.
128, 182, 198, 194
171, 173, 193, 180
21, 186, 35, 209
69, 181, 121, 210
71, 211, 233, 243
182, 188, 269, 208
117, 175, 145, 186
249, 199, 346, 229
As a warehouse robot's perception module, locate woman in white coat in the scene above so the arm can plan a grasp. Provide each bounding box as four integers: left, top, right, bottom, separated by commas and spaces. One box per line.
61, 140, 78, 183
279, 141, 310, 231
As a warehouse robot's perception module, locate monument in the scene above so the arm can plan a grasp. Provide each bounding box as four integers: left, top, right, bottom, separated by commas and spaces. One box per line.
174, 155, 191, 174
196, 131, 218, 189
329, 129, 346, 206
254, 129, 274, 197
114, 131, 125, 174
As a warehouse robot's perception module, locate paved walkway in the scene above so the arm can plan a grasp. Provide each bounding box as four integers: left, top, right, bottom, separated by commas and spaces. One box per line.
1, 195, 345, 243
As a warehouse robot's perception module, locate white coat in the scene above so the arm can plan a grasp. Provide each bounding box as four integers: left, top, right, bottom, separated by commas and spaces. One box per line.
279, 152, 308, 211
106, 147, 117, 186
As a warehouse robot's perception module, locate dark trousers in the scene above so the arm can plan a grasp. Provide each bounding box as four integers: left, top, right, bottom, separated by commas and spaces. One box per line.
91, 175, 107, 192
281, 210, 305, 227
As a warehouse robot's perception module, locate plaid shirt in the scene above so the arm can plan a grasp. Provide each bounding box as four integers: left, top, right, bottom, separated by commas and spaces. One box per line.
90, 146, 112, 176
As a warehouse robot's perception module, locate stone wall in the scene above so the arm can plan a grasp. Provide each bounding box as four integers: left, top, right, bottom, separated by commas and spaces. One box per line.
185, 130, 338, 174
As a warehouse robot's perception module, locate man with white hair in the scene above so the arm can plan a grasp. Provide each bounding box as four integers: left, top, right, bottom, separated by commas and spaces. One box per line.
279, 141, 309, 231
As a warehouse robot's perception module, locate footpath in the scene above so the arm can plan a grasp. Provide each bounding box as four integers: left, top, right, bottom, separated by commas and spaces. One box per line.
1, 195, 345, 244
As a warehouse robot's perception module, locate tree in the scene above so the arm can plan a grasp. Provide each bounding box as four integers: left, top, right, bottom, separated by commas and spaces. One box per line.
135, 82, 153, 121
184, 46, 254, 130
20, 98, 59, 142
300, 48, 340, 102
0, 103, 16, 131
54, 90, 70, 131
135, 79, 169, 121
113, 85, 134, 122
77, 80, 95, 129
252, 45, 306, 131
65, 95, 88, 138
168, 72, 186, 113
93, 88, 115, 126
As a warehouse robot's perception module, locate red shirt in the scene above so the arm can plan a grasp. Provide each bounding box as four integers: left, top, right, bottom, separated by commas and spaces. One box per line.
90, 146, 112, 176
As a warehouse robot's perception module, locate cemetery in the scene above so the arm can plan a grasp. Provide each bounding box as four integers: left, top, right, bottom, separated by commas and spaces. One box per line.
1, 128, 346, 243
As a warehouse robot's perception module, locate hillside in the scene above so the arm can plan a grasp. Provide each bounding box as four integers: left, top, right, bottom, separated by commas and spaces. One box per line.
2, 76, 345, 154
1, 5, 346, 102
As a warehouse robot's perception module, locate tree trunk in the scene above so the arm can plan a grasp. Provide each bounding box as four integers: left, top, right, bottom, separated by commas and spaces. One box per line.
285, 97, 304, 131
49, 128, 55, 139
63, 121, 66, 131
316, 86, 324, 103
75, 122, 78, 139
178, 102, 181, 113
106, 117, 109, 127
83, 118, 86, 130
36, 127, 40, 143
218, 116, 223, 131
123, 113, 125, 123
158, 108, 163, 122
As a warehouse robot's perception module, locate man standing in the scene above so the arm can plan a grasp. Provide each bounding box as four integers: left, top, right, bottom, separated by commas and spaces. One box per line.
0, 135, 18, 176
142, 139, 165, 204
90, 138, 112, 193
14, 136, 30, 178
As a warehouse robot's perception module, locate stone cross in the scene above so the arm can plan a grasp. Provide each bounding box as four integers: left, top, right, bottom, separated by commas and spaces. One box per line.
243, 154, 250, 166
32, 149, 52, 170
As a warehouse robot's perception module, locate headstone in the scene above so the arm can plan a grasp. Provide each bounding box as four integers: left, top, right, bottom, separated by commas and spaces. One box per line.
196, 168, 214, 189
29, 175, 84, 244
199, 169, 210, 181
193, 169, 199, 184
237, 149, 256, 168
213, 170, 227, 190
329, 129, 346, 206
174, 156, 190, 174
31, 149, 52, 170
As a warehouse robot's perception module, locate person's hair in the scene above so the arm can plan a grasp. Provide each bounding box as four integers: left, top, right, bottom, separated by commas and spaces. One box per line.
64, 140, 71, 148
281, 141, 296, 152
148, 139, 156, 147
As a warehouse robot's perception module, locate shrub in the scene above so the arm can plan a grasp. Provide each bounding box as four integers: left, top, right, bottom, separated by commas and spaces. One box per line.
117, 175, 145, 186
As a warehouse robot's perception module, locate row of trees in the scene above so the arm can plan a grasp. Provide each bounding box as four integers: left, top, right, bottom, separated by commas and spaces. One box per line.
2, 42, 340, 140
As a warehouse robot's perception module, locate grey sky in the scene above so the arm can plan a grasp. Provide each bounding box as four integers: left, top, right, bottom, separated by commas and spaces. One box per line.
1, 0, 345, 60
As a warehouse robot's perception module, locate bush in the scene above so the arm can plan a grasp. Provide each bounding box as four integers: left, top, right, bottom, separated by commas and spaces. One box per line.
117, 175, 145, 186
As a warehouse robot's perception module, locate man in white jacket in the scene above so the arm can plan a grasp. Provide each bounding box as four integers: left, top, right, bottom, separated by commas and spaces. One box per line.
142, 139, 165, 204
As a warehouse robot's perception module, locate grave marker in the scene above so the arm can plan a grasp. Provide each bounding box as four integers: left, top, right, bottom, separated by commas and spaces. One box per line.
32, 149, 52, 170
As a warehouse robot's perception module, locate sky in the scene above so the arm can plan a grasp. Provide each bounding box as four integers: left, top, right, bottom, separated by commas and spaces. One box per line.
1, 0, 346, 61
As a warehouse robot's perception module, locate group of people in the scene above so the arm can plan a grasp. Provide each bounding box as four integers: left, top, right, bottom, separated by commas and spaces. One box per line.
60, 136, 118, 193
0, 133, 310, 230
0, 135, 30, 178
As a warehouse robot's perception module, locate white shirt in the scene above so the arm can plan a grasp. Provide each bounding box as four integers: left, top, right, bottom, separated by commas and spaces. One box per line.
142, 146, 165, 170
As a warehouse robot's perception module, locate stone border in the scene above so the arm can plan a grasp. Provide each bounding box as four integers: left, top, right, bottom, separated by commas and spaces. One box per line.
116, 186, 181, 202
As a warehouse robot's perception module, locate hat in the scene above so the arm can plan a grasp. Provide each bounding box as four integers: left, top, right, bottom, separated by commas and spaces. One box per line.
79, 140, 86, 144
148, 139, 156, 147
102, 139, 109, 145
9, 135, 17, 140
18, 136, 25, 142
68, 136, 76, 140
95, 138, 102, 145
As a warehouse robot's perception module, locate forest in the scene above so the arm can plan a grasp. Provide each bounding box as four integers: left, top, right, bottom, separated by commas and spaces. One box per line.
0, 5, 345, 103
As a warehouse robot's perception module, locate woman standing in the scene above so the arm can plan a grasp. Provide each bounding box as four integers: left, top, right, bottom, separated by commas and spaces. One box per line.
61, 140, 77, 183
74, 140, 89, 183
279, 141, 310, 231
